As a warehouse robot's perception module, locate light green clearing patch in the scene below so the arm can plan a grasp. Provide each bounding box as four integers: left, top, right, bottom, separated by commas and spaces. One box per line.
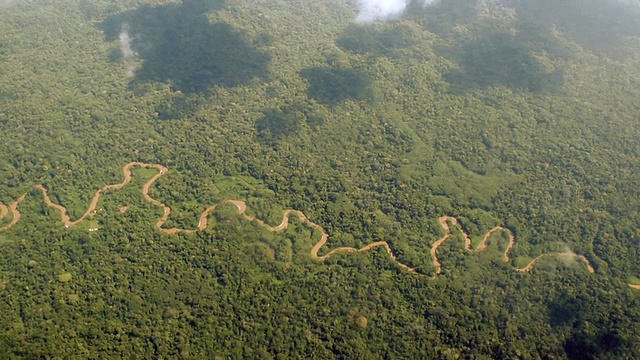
77, 219, 100, 232
212, 175, 261, 199
68, 294, 80, 304
397, 122, 435, 181
0, 213, 13, 229
0, 234, 10, 245
513, 256, 534, 269
629, 275, 640, 286
250, 271, 283, 285
428, 160, 522, 206
398, 163, 424, 181
58, 272, 72, 282
132, 167, 163, 183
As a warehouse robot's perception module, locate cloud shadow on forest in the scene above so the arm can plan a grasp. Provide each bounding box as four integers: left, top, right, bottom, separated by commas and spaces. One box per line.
511, 0, 640, 58
438, 31, 564, 92
255, 108, 302, 141
98, 0, 270, 94
401, 0, 564, 92
299, 67, 374, 106
254, 101, 325, 142
547, 297, 626, 359
405, 0, 640, 59
404, 0, 639, 91
409, 0, 640, 59
405, 0, 478, 37
335, 23, 418, 56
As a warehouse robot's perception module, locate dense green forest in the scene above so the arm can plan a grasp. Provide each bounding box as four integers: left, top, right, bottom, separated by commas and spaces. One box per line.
1, 0, 639, 358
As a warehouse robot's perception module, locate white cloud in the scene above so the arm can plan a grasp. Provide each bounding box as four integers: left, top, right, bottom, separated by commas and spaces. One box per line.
355, 0, 440, 23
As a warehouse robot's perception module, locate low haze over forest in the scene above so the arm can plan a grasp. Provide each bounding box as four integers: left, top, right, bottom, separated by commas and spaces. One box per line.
1, 0, 639, 358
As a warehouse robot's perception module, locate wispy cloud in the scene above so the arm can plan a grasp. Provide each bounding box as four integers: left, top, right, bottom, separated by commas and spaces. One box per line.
118, 23, 136, 76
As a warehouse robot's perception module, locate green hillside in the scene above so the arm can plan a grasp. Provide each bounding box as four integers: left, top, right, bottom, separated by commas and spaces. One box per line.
1, 0, 639, 358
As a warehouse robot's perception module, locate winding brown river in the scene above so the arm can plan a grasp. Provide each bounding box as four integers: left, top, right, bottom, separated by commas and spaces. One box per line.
0, 194, 26, 232
0, 162, 626, 284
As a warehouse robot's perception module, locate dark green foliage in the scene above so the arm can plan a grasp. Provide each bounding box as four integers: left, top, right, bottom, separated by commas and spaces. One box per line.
512, 0, 640, 57
99, 1, 270, 93
255, 107, 303, 140
442, 31, 563, 92
407, 0, 478, 36
1, 0, 640, 358
182, 0, 226, 13
255, 100, 326, 140
336, 24, 417, 55
336, 25, 383, 54
154, 93, 203, 120
300, 67, 373, 105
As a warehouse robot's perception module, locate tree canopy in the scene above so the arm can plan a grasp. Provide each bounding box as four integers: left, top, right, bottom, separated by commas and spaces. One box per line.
1, 0, 639, 358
